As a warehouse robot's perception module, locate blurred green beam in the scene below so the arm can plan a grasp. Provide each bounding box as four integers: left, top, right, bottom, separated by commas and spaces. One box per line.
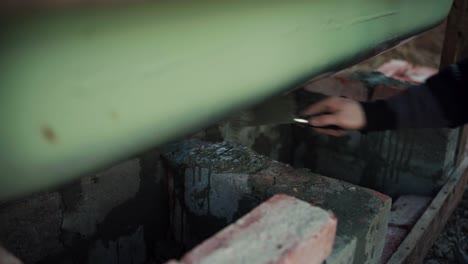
0, 0, 453, 200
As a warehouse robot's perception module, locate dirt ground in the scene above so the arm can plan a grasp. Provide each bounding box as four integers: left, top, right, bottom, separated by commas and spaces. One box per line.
424, 186, 468, 264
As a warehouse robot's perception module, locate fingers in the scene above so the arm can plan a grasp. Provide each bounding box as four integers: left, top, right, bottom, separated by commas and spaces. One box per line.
0, 246, 23, 264
301, 97, 340, 116
308, 114, 340, 127
313, 128, 347, 137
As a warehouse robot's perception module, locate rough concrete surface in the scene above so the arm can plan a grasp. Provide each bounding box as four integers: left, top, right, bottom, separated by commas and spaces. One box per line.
184, 169, 251, 223
0, 192, 63, 263
326, 236, 357, 264
252, 162, 391, 264
162, 140, 391, 264
62, 159, 141, 237
218, 123, 292, 163
0, 149, 171, 264
162, 141, 269, 175
87, 226, 146, 264
180, 194, 336, 264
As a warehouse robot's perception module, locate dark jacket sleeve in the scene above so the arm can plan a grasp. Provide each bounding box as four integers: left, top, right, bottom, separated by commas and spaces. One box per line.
361, 58, 468, 131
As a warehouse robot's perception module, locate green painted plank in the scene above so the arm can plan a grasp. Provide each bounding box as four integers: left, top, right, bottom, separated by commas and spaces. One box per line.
0, 0, 453, 200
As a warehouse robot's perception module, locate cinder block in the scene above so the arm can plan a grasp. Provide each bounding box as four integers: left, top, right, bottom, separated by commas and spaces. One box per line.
326, 236, 357, 264
180, 194, 336, 264
86, 226, 147, 264
252, 163, 391, 264
62, 159, 141, 237
0, 151, 169, 264
389, 195, 432, 228
162, 140, 391, 264
0, 192, 63, 263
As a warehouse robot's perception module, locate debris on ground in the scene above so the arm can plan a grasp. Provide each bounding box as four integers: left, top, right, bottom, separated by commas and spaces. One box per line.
425, 186, 468, 264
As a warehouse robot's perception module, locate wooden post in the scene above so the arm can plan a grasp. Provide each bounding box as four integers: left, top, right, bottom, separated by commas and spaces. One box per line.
440, 0, 468, 166
440, 0, 468, 68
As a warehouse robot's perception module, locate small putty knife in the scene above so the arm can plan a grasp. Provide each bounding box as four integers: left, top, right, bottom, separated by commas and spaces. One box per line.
228, 94, 342, 130
293, 117, 341, 130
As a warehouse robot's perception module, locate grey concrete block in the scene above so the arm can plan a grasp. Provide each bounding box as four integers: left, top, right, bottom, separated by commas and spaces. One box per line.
184, 168, 251, 222
253, 163, 391, 264
162, 140, 391, 264
326, 236, 357, 264
62, 159, 141, 237
0, 149, 171, 264
87, 226, 146, 264
0, 192, 63, 263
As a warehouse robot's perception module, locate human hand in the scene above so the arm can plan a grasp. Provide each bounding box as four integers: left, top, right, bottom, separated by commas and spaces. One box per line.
301, 97, 366, 137
0, 246, 23, 264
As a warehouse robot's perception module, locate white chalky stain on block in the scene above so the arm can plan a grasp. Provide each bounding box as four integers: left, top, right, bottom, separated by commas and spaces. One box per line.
184, 167, 250, 222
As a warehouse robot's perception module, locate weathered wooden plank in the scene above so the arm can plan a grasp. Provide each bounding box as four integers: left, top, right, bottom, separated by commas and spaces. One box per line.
440, 0, 468, 68
386, 156, 468, 264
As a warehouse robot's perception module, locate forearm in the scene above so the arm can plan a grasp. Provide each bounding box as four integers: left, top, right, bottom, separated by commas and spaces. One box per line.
361, 58, 468, 131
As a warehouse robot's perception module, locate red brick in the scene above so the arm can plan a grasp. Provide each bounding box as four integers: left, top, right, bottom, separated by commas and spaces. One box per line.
376, 59, 412, 78
303, 76, 368, 101
380, 226, 407, 264
179, 194, 336, 264
405, 66, 437, 83
389, 195, 432, 228
376, 59, 437, 84
371, 85, 407, 101
371, 190, 392, 202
